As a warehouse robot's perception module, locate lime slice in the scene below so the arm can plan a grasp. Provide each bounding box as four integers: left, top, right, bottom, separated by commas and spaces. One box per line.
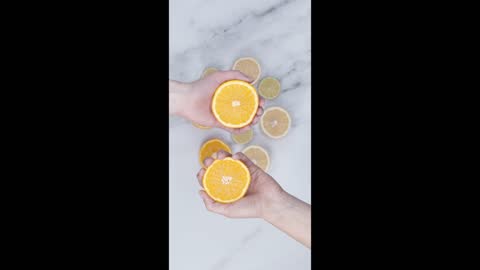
231, 129, 254, 144
258, 77, 281, 99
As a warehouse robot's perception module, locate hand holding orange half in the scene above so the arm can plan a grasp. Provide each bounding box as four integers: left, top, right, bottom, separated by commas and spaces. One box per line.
211, 80, 259, 128
196, 150, 284, 218
177, 70, 265, 134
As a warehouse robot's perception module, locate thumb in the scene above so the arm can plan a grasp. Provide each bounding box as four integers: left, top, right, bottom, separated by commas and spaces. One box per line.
232, 152, 261, 176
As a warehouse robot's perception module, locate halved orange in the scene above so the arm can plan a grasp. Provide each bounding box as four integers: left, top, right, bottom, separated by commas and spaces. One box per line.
211, 80, 259, 128
202, 157, 251, 203
199, 139, 232, 167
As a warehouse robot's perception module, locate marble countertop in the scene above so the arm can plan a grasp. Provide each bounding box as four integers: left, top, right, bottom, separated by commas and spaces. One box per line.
169, 0, 311, 269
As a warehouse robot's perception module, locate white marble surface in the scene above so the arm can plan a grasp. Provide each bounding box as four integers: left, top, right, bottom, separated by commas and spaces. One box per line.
169, 0, 311, 269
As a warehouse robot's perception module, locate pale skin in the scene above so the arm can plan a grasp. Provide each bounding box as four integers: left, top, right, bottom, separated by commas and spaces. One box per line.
169, 70, 311, 248
197, 150, 311, 249
169, 70, 265, 134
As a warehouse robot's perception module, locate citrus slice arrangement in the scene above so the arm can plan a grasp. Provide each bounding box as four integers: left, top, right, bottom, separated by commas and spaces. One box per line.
261, 106, 291, 139
232, 57, 261, 85
191, 58, 298, 204
258, 77, 281, 100
199, 139, 231, 167
231, 129, 254, 145
211, 80, 259, 128
242, 145, 270, 172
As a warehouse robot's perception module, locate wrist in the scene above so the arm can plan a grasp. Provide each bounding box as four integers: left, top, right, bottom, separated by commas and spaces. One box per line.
260, 188, 291, 222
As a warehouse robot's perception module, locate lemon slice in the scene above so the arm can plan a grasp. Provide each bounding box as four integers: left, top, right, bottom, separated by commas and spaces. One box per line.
202, 67, 218, 78
258, 77, 281, 99
192, 122, 211, 129
242, 145, 270, 172
231, 129, 254, 144
260, 106, 291, 139
232, 57, 261, 85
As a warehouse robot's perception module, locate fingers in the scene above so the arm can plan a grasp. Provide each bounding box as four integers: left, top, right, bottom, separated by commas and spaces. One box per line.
259, 97, 265, 108
198, 150, 233, 187
251, 116, 260, 126
216, 150, 232, 159
233, 152, 261, 179
202, 150, 232, 167
251, 99, 264, 126
228, 125, 251, 134
203, 157, 214, 167
251, 106, 264, 125
196, 168, 206, 187
215, 70, 253, 84
199, 190, 228, 215
257, 106, 264, 116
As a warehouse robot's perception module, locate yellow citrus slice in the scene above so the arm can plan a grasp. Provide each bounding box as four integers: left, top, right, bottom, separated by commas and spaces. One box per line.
232, 57, 261, 85
260, 107, 291, 139
199, 139, 232, 167
242, 145, 270, 172
202, 67, 218, 78
231, 129, 254, 145
258, 77, 281, 99
211, 80, 259, 128
192, 122, 211, 129
203, 157, 251, 203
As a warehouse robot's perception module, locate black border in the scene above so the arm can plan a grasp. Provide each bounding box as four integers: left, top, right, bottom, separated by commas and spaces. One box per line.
6, 0, 468, 268
7, 2, 170, 268
313, 1, 464, 267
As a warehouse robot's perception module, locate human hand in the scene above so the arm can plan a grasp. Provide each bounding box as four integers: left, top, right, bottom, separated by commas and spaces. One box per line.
174, 71, 265, 134
196, 150, 285, 218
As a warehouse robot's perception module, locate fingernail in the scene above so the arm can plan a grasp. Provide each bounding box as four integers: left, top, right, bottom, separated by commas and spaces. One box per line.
212, 152, 218, 159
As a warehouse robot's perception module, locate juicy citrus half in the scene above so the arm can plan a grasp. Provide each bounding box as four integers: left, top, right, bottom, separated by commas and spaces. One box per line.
202, 67, 218, 78
211, 80, 259, 128
203, 157, 251, 203
258, 77, 281, 99
192, 122, 211, 129
232, 57, 261, 85
199, 139, 232, 167
231, 129, 254, 145
242, 145, 270, 172
260, 106, 291, 139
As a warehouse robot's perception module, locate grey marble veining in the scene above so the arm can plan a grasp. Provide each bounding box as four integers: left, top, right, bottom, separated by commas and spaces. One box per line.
170, 0, 311, 269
